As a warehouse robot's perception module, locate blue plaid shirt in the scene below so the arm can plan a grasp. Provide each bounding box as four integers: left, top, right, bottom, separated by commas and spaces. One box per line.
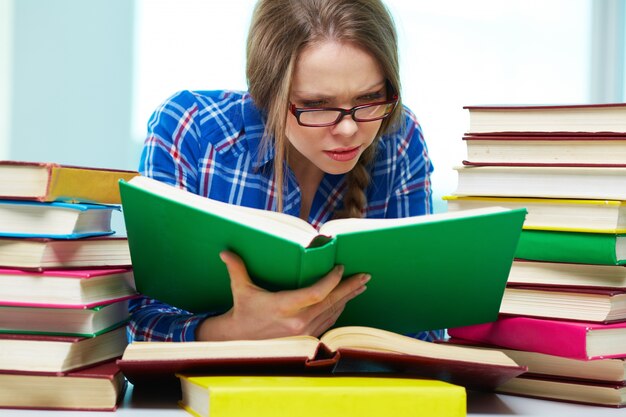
129, 89, 443, 342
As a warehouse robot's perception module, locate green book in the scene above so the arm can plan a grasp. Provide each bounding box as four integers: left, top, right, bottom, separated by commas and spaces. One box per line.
119, 176, 526, 334
516, 230, 626, 265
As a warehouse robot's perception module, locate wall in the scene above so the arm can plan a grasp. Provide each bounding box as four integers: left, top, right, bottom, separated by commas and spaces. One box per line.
9, 0, 140, 170
0, 0, 13, 159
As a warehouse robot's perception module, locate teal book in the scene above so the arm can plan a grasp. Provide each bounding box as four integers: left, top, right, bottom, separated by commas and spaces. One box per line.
516, 230, 626, 265
119, 176, 526, 334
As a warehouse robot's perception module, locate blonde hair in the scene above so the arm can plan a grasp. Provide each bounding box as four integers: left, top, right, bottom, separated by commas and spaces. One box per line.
247, 0, 402, 217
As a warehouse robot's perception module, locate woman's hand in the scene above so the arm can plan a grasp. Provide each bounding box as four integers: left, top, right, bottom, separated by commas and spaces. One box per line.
195, 250, 370, 341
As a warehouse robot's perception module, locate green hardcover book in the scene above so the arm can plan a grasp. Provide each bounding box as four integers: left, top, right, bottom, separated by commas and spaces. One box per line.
119, 176, 526, 334
516, 230, 626, 265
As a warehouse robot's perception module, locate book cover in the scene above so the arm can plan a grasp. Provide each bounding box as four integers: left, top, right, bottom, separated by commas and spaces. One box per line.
462, 134, 626, 167
454, 165, 626, 201
120, 176, 526, 335
515, 230, 625, 265
444, 195, 626, 234
0, 267, 136, 307
0, 326, 128, 373
117, 325, 526, 391
448, 316, 626, 360
0, 160, 138, 204
177, 375, 466, 417
0, 360, 126, 411
0, 235, 131, 270
463, 103, 626, 134
0, 200, 119, 239
496, 374, 626, 408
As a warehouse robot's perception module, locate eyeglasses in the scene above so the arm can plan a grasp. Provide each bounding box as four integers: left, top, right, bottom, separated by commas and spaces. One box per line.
288, 95, 399, 127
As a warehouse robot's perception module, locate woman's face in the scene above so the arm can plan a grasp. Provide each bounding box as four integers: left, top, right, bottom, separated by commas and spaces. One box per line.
286, 40, 387, 176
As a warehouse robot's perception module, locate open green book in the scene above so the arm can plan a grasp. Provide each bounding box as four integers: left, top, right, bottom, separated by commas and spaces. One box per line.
119, 176, 526, 334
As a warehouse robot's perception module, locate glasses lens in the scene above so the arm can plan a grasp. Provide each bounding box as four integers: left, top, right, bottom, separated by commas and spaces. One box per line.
354, 103, 394, 121
299, 110, 341, 126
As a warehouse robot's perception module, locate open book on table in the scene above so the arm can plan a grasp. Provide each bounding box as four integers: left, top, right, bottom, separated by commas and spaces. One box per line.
117, 326, 526, 390
120, 176, 526, 334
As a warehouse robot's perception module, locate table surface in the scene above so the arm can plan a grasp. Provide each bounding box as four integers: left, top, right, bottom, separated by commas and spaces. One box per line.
1, 382, 624, 416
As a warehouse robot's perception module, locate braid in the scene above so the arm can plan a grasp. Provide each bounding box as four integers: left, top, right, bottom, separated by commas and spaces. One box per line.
335, 144, 377, 219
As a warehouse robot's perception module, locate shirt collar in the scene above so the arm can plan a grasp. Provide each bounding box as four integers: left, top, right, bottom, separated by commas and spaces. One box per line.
241, 93, 275, 169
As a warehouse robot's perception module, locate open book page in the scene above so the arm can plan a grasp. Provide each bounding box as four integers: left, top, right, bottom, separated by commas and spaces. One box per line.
320, 326, 519, 367
120, 336, 321, 361
128, 176, 317, 246
319, 206, 512, 236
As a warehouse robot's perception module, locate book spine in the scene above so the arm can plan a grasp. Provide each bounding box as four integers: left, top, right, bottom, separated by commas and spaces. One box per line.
515, 230, 622, 265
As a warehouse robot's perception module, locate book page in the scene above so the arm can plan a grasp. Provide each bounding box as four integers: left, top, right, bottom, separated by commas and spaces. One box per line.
319, 206, 511, 237
129, 176, 318, 246
320, 326, 518, 366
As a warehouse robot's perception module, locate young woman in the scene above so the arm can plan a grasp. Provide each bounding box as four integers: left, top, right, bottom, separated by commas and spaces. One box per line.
129, 0, 441, 343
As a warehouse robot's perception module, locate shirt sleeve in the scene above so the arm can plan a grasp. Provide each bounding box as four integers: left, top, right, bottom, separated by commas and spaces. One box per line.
138, 90, 202, 192
386, 109, 434, 217
129, 91, 215, 342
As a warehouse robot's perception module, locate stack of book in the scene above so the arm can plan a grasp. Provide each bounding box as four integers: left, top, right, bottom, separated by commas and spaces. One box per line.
0, 161, 138, 411
445, 103, 626, 408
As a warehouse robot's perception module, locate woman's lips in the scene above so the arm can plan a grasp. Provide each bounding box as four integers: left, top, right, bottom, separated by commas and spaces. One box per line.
324, 146, 360, 162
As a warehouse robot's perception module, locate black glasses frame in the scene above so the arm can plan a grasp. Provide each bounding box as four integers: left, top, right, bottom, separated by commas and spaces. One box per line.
288, 94, 399, 127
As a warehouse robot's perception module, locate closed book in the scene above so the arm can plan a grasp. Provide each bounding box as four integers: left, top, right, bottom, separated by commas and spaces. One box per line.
0, 200, 118, 239
120, 176, 526, 334
0, 326, 128, 373
462, 134, 626, 166
464, 103, 626, 134
0, 160, 138, 204
178, 375, 466, 417
0, 300, 131, 337
500, 286, 626, 322
507, 260, 626, 290
445, 338, 626, 383
454, 165, 626, 200
118, 325, 525, 391
0, 360, 126, 411
496, 374, 626, 408
0, 236, 131, 270
516, 230, 626, 265
448, 316, 626, 360
445, 196, 626, 234
0, 267, 136, 307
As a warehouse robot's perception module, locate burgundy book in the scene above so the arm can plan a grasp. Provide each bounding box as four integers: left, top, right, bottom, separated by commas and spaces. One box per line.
463, 103, 626, 135
496, 374, 626, 408
118, 326, 526, 391
0, 360, 127, 411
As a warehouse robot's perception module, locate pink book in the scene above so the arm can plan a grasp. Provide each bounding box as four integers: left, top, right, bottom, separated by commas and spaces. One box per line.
448, 316, 626, 360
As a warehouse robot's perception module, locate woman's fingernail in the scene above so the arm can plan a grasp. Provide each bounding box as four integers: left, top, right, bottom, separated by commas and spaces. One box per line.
361, 274, 371, 284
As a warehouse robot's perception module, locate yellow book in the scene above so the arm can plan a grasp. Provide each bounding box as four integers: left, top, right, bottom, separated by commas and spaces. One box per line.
177, 375, 466, 417
0, 160, 138, 204
444, 195, 626, 233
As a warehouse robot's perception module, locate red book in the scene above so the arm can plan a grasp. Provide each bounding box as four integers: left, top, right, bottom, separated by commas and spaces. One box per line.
117, 326, 526, 391
0, 360, 126, 411
448, 316, 626, 360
